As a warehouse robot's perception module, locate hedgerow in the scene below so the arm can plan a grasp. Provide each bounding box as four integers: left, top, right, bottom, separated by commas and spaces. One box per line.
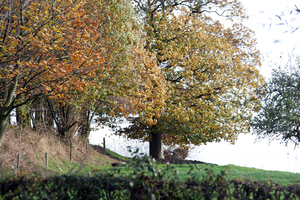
1, 154, 300, 199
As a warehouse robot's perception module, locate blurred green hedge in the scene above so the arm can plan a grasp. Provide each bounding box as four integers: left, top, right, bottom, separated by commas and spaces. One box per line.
1, 155, 300, 199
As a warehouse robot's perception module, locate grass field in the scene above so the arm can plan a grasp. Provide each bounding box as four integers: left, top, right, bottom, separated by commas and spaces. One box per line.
168, 164, 300, 186
107, 157, 300, 186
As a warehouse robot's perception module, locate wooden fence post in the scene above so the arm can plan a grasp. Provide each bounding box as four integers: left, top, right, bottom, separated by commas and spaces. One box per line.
17, 153, 20, 174
86, 140, 88, 156
70, 143, 73, 162
45, 152, 48, 167
103, 137, 106, 154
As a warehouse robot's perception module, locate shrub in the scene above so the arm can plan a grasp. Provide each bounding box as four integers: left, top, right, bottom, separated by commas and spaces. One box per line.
163, 148, 189, 160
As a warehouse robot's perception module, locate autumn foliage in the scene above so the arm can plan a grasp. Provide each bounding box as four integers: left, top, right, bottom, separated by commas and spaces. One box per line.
0, 0, 264, 159
0, 0, 165, 145
0, 0, 107, 145
1, 0, 108, 99
118, 0, 264, 158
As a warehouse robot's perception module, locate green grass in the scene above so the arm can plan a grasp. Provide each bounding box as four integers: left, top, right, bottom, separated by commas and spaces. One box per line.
103, 148, 131, 161
47, 159, 112, 175
99, 149, 300, 186
167, 164, 300, 186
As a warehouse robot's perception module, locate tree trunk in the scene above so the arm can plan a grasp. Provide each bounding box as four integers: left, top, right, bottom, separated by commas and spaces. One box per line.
44, 105, 53, 128
149, 130, 162, 159
0, 73, 18, 146
78, 110, 91, 139
0, 114, 9, 146
32, 98, 43, 131
79, 108, 96, 141
16, 106, 30, 128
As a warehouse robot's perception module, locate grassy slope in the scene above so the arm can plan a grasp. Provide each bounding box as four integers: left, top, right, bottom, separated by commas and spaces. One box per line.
0, 127, 119, 177
169, 164, 300, 186
1, 127, 300, 186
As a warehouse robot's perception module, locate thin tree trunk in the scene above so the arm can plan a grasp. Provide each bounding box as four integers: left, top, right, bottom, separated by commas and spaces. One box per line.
16, 106, 30, 128
149, 130, 162, 159
32, 98, 43, 131
0, 72, 18, 146
0, 114, 9, 146
79, 109, 93, 140
44, 104, 53, 128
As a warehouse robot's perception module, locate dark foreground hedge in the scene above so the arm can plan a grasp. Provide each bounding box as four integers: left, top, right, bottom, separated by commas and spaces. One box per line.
1, 155, 300, 199
1, 172, 300, 199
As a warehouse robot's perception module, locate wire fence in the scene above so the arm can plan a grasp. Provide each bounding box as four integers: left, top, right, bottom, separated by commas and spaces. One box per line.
11, 137, 108, 175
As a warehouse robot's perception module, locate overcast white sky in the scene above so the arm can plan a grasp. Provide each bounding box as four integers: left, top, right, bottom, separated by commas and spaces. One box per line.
241, 0, 300, 78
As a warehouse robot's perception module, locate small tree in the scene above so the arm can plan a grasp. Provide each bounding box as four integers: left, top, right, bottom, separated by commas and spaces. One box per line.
251, 58, 300, 146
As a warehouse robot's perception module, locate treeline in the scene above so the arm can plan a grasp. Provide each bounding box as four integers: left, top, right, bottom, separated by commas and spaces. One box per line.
0, 0, 265, 158
0, 0, 165, 144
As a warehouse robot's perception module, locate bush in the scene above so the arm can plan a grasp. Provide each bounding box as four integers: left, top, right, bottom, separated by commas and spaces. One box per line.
163, 148, 189, 160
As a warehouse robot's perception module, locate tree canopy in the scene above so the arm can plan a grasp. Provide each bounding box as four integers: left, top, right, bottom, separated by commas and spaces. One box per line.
117, 0, 264, 159
0, 0, 165, 145
0, 0, 109, 145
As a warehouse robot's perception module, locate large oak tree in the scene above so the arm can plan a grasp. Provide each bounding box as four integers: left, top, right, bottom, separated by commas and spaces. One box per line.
117, 0, 265, 159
